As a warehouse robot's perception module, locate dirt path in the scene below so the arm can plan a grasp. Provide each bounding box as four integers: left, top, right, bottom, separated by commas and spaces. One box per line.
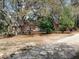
0, 32, 79, 57
56, 34, 79, 46
0, 34, 71, 54
0, 33, 79, 58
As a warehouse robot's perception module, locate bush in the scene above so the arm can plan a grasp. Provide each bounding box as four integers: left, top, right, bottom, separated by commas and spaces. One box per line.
0, 10, 12, 36
38, 16, 54, 34
59, 7, 75, 32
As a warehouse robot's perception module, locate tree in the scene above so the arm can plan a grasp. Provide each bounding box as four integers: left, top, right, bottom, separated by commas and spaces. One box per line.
3, 0, 74, 35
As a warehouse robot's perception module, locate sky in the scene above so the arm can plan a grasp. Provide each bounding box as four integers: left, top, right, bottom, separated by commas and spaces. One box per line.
64, 0, 71, 6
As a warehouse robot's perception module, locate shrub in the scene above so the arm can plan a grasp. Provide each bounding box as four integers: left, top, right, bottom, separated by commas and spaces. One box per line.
38, 16, 54, 34
0, 10, 12, 36
59, 7, 75, 32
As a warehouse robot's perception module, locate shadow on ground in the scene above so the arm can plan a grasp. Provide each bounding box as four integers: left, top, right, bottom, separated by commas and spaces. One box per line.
1, 43, 79, 59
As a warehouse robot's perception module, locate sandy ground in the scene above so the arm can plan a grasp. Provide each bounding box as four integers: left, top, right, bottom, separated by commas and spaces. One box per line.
1, 31, 79, 56
0, 33, 72, 54
56, 34, 79, 46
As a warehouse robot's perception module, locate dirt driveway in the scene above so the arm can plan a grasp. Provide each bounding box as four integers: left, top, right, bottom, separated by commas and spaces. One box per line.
0, 33, 72, 54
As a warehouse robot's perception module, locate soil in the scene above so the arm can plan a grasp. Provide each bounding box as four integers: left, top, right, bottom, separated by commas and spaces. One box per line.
0, 31, 78, 56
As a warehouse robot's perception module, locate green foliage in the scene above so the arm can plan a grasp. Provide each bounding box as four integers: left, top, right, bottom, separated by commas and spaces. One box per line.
0, 22, 8, 33
0, 10, 11, 34
38, 16, 54, 34
0, 13, 7, 33
59, 7, 75, 32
